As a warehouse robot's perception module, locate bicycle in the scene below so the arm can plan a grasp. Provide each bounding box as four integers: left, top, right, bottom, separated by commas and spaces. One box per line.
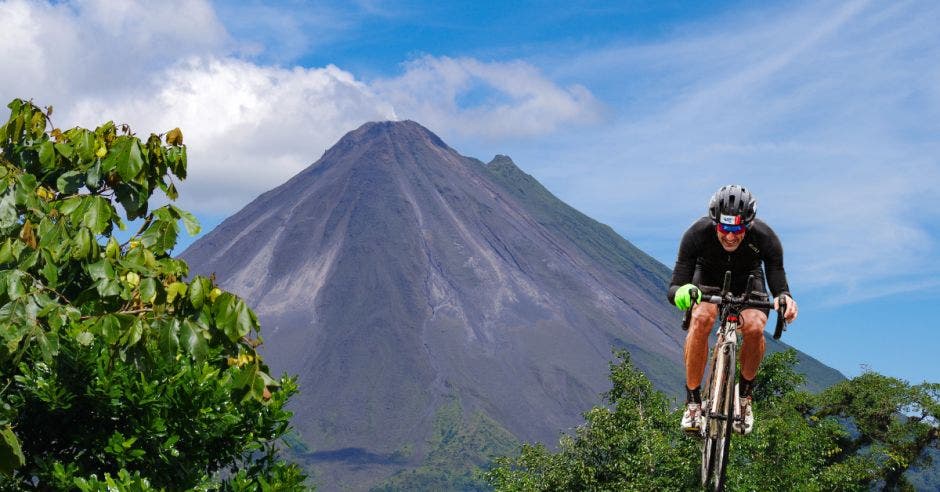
681, 271, 788, 491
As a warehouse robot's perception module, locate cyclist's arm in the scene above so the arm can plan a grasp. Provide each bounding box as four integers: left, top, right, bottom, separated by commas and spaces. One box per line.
668, 225, 701, 305
762, 226, 792, 300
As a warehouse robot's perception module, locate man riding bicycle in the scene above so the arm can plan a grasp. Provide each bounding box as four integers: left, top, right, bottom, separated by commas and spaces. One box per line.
668, 184, 798, 435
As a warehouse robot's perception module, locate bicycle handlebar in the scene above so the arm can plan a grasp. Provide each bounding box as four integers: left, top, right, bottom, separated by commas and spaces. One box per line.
679, 272, 789, 339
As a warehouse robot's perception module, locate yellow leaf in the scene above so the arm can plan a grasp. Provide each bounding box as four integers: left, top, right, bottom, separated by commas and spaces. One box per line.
35, 187, 54, 201
166, 127, 183, 146
208, 287, 222, 302
166, 281, 187, 303
19, 220, 37, 249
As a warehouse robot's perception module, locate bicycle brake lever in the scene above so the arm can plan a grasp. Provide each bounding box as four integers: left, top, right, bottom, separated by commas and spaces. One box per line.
773, 296, 788, 340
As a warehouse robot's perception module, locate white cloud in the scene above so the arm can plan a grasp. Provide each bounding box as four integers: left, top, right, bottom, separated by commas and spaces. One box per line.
0, 0, 228, 102
373, 56, 604, 139
68, 58, 398, 212
0, 1, 602, 214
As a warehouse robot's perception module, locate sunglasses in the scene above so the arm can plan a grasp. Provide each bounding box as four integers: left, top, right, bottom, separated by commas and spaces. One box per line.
716, 223, 747, 235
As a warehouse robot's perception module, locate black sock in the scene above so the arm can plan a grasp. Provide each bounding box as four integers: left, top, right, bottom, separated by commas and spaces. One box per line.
739, 376, 755, 399
686, 386, 702, 404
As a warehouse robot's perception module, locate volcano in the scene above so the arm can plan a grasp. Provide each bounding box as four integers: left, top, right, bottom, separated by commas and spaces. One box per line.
180, 120, 842, 489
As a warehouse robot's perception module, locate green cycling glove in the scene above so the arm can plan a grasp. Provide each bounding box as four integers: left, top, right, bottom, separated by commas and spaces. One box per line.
674, 283, 701, 310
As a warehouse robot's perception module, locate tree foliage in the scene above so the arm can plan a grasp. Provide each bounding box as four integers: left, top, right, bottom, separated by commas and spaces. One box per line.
0, 99, 307, 489
485, 349, 939, 491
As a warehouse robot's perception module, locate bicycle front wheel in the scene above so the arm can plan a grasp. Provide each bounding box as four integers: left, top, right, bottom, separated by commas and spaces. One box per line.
701, 342, 736, 491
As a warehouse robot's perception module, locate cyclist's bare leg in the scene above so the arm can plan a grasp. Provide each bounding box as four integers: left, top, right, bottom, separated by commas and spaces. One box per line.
685, 302, 718, 390
738, 308, 768, 381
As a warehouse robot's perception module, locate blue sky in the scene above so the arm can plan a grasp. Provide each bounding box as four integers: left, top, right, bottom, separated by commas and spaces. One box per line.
1, 0, 937, 385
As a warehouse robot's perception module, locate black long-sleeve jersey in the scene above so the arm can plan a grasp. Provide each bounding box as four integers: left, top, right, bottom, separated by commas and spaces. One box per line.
667, 217, 792, 305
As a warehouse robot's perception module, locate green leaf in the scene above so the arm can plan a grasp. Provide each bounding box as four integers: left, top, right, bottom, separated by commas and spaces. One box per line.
0, 239, 14, 265
188, 277, 207, 309
29, 110, 46, 139
121, 318, 144, 347
67, 128, 96, 162
85, 160, 101, 189
140, 220, 178, 253
54, 141, 74, 159
5, 270, 25, 301
139, 277, 157, 304
17, 250, 38, 271
0, 191, 16, 229
232, 364, 257, 390
58, 196, 84, 216
0, 300, 31, 353
105, 236, 120, 259
38, 140, 55, 170
167, 145, 187, 179
14, 174, 37, 206
162, 181, 178, 201
103, 136, 144, 181
71, 227, 93, 259
213, 293, 255, 343
156, 319, 179, 358
83, 196, 112, 234
35, 330, 59, 364
180, 320, 208, 362
87, 259, 114, 280
41, 254, 58, 288
114, 181, 148, 220
171, 205, 201, 236
97, 279, 122, 297
97, 314, 123, 344
37, 218, 65, 255
0, 426, 25, 477
56, 170, 84, 194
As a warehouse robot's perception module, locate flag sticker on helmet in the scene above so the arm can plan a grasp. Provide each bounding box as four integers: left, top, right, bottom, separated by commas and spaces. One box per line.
719, 214, 742, 225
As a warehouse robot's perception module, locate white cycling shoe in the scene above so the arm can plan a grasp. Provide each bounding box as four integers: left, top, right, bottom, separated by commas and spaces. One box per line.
681, 402, 703, 434
733, 384, 754, 435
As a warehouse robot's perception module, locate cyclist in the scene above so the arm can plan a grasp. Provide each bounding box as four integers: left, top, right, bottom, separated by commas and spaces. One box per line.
668, 184, 798, 435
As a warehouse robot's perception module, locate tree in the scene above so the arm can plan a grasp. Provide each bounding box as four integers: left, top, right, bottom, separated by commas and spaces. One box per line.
484, 350, 699, 490
485, 349, 939, 491
0, 99, 307, 489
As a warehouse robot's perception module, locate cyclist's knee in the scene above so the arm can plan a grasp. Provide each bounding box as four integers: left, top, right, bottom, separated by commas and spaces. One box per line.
740, 309, 768, 339
689, 303, 717, 339
691, 303, 717, 324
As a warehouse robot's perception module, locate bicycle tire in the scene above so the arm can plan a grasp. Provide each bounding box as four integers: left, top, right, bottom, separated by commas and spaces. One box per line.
712, 342, 736, 491
700, 339, 736, 491
700, 342, 726, 487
